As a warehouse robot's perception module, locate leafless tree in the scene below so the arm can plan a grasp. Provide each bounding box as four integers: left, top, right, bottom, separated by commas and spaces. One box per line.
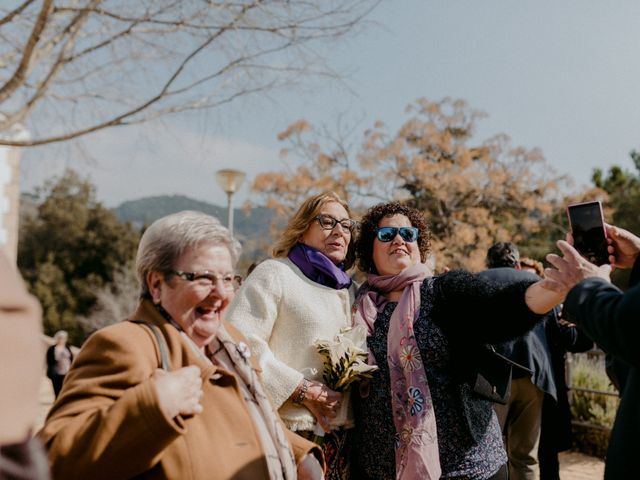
0, 0, 379, 146
78, 262, 139, 334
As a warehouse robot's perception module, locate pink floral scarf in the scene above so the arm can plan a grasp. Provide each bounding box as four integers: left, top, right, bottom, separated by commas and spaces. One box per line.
353, 263, 441, 480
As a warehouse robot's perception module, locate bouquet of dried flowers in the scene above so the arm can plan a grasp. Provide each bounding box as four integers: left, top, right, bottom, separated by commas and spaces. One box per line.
310, 325, 378, 442
314, 325, 378, 391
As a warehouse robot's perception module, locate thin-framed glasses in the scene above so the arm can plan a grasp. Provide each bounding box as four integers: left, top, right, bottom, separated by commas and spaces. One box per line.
375, 226, 419, 243
314, 214, 357, 233
171, 270, 236, 290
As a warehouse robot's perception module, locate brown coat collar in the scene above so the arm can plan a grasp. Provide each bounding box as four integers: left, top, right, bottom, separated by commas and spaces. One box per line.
129, 299, 262, 372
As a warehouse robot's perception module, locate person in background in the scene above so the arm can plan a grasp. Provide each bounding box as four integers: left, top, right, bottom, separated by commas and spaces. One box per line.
38, 211, 323, 480
0, 250, 50, 479
519, 257, 544, 277
46, 330, 73, 398
518, 257, 594, 480
482, 243, 556, 480
352, 203, 563, 480
543, 224, 640, 480
226, 192, 357, 479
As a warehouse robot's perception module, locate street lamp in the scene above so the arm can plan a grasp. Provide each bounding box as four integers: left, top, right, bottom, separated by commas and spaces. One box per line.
215, 168, 246, 235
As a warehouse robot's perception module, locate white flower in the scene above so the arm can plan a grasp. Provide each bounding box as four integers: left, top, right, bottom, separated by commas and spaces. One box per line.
314, 326, 378, 391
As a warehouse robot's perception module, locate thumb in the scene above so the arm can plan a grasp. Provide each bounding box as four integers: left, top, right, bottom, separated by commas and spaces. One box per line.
600, 264, 613, 275
152, 368, 167, 379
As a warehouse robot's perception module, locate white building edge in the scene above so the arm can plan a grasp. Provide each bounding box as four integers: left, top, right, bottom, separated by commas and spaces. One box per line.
0, 123, 29, 263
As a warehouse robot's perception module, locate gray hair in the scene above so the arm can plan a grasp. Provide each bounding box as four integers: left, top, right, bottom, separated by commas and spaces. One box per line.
136, 210, 242, 298
54, 330, 68, 341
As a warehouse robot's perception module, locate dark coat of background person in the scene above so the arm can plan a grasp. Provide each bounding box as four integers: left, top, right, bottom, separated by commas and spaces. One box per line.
538, 306, 593, 479
562, 258, 640, 480
45, 344, 73, 397
480, 268, 595, 478
480, 268, 557, 400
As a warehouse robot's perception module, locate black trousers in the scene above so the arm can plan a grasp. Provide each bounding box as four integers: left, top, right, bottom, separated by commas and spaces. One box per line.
488, 463, 509, 480
50, 374, 65, 398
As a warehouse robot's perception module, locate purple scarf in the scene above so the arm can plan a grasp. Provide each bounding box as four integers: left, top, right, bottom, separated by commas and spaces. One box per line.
353, 263, 441, 480
287, 243, 352, 290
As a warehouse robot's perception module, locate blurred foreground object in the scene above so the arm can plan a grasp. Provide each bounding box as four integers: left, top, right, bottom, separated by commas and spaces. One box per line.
0, 249, 49, 479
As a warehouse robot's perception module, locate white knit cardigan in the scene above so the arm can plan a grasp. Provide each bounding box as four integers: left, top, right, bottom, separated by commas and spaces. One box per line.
225, 258, 356, 432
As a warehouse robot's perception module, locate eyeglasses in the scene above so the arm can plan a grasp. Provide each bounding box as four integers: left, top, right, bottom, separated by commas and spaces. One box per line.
170, 270, 236, 290
374, 226, 419, 243
314, 214, 357, 233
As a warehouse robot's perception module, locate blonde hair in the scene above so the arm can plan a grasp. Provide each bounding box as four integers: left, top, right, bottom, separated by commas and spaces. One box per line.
272, 191, 355, 269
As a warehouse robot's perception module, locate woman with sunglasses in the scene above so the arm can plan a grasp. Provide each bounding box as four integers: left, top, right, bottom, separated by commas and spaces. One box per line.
226, 192, 358, 479
351, 202, 563, 480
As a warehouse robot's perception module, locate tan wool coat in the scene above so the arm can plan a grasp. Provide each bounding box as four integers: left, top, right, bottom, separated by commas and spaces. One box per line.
38, 300, 320, 480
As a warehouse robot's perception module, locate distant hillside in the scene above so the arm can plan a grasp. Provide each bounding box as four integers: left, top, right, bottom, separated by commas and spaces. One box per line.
115, 195, 279, 266
115, 195, 273, 237
116, 195, 224, 226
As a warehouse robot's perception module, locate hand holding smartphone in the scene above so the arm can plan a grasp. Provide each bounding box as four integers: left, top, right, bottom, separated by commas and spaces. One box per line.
566, 200, 609, 265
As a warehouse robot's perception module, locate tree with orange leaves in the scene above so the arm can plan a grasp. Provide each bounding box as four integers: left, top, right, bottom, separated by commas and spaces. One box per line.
252, 97, 591, 271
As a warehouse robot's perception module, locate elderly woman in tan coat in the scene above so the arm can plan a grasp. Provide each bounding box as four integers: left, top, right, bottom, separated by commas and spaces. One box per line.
38, 211, 323, 480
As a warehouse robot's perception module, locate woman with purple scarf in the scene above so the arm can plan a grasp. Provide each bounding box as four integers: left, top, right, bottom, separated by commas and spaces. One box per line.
351, 202, 563, 480
226, 192, 357, 479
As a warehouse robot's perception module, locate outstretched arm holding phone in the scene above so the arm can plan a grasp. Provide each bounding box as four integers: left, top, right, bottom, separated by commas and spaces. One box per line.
542, 224, 640, 480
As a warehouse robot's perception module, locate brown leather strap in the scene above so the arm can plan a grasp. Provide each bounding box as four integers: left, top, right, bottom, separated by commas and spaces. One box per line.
130, 321, 171, 371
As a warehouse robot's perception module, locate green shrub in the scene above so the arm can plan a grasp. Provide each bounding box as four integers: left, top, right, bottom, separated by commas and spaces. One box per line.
568, 353, 620, 458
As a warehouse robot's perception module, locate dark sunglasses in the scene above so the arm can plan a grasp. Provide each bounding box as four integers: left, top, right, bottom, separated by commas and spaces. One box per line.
314, 214, 357, 232
375, 226, 419, 243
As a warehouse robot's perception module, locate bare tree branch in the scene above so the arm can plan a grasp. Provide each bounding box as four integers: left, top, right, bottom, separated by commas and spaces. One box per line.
0, 0, 53, 103
0, 0, 380, 146
0, 2, 98, 128
0, 0, 36, 27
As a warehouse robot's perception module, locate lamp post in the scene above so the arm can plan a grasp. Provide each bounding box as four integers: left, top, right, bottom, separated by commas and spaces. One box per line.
215, 169, 246, 235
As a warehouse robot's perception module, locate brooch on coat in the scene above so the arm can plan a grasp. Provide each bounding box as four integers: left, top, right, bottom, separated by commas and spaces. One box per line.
236, 341, 251, 360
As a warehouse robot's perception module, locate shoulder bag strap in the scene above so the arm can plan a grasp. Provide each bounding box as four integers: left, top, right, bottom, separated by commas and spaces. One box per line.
130, 320, 171, 371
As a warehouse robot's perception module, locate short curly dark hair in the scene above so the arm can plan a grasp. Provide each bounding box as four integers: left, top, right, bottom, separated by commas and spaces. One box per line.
355, 202, 431, 274
486, 242, 520, 269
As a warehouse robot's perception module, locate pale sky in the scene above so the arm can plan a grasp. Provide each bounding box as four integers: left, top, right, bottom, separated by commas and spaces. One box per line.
20, 0, 640, 208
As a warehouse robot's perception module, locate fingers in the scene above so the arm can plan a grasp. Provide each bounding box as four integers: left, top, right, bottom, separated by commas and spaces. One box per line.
539, 274, 573, 295
314, 398, 341, 419
558, 319, 576, 327
180, 366, 204, 416
566, 232, 574, 245
599, 264, 613, 276
537, 277, 567, 294
317, 414, 331, 432
555, 240, 583, 263
182, 364, 202, 379
154, 366, 204, 418
545, 253, 570, 271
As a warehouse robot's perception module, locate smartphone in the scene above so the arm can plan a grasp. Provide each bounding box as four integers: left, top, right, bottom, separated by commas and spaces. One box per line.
566, 200, 609, 265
